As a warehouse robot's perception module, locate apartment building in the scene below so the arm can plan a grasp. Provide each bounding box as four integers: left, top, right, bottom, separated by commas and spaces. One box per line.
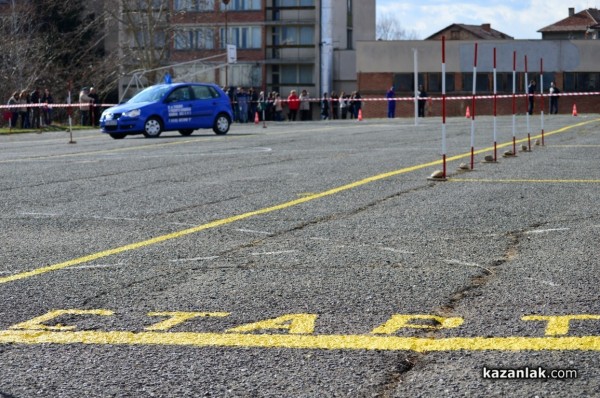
120, 0, 375, 99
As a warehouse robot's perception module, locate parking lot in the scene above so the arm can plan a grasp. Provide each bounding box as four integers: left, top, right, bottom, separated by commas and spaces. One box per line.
1, 114, 599, 397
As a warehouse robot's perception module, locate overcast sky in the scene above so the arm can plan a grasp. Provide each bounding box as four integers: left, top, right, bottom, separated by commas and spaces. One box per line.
376, 0, 599, 39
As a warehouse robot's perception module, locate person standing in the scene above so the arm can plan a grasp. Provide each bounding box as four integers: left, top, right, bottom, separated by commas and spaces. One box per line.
352, 91, 362, 119
299, 89, 310, 121
339, 91, 348, 119
18, 90, 30, 129
79, 87, 92, 126
88, 87, 100, 126
273, 93, 284, 121
287, 89, 299, 121
549, 81, 560, 114
30, 88, 41, 129
237, 87, 249, 123
7, 91, 19, 128
330, 91, 339, 119
41, 88, 54, 126
417, 85, 427, 117
527, 80, 536, 115
386, 86, 396, 118
321, 92, 330, 120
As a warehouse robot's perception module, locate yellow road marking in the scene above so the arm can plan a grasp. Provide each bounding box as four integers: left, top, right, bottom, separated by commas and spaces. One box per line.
449, 178, 600, 184
0, 136, 237, 164
0, 330, 599, 352
1, 118, 599, 285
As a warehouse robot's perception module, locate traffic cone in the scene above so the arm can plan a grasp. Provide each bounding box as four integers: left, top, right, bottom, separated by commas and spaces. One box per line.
465, 106, 470, 118
358, 109, 363, 121
254, 112, 259, 124
572, 104, 578, 117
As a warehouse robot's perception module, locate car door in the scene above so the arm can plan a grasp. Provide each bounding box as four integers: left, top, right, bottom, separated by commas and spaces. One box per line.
190, 85, 219, 128
164, 86, 195, 130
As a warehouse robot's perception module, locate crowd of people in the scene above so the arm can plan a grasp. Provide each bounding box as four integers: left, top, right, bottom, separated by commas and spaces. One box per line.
5, 88, 54, 129
225, 87, 364, 123
3, 86, 102, 129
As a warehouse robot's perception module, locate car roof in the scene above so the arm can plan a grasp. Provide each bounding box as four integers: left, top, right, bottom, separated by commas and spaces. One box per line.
155, 82, 218, 88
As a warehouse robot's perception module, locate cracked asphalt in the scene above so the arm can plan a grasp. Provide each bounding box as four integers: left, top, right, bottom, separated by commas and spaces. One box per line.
0, 114, 599, 397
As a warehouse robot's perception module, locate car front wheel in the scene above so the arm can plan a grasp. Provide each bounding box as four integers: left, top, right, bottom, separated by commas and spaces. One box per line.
213, 113, 230, 135
143, 117, 163, 138
109, 133, 126, 140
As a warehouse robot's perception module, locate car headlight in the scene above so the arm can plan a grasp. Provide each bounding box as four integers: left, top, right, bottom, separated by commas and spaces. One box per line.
122, 109, 141, 118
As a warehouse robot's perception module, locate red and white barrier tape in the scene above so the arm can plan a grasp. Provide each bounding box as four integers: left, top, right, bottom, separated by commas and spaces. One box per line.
0, 91, 596, 109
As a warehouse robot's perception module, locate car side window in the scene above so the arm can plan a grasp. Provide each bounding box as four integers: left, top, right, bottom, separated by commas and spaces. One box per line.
192, 85, 219, 100
166, 87, 191, 103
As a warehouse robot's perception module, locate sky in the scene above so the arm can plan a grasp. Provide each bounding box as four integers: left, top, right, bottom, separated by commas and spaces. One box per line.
376, 0, 600, 40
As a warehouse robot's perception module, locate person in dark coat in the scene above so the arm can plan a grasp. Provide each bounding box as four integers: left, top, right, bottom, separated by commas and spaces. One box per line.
386, 86, 396, 118
418, 85, 427, 117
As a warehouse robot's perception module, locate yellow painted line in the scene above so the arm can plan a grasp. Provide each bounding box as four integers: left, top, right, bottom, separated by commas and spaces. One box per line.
449, 178, 600, 184
0, 330, 599, 352
1, 118, 599, 285
0, 124, 347, 164
0, 136, 240, 164
551, 144, 600, 148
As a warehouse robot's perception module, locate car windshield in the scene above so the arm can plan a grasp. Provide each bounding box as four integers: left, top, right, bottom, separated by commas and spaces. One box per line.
127, 85, 171, 104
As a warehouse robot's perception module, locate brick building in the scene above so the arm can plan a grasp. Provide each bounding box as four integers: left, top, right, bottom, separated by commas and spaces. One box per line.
356, 9, 600, 118
116, 0, 375, 100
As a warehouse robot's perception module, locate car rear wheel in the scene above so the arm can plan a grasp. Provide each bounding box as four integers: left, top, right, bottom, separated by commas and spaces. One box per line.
213, 113, 230, 135
109, 133, 126, 140
143, 117, 163, 138
179, 129, 194, 136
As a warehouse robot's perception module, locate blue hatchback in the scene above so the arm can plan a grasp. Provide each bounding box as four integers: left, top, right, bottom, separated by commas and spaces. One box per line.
100, 83, 233, 139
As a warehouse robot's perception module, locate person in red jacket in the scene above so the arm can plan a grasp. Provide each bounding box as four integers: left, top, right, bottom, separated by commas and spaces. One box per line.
287, 90, 300, 121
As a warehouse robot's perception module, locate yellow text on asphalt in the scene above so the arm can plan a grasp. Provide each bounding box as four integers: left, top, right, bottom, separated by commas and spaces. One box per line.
2, 310, 600, 352
522, 315, 600, 336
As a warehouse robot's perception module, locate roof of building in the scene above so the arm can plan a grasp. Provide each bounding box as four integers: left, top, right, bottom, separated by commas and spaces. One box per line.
538, 8, 600, 32
426, 23, 514, 40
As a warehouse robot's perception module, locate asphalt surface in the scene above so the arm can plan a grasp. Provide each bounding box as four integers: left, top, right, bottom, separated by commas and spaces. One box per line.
0, 114, 599, 397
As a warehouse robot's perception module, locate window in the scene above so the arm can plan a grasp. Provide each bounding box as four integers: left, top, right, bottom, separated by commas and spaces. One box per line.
174, 0, 215, 12
220, 26, 261, 49
167, 87, 192, 102
281, 65, 313, 85
220, 0, 261, 10
192, 85, 220, 100
564, 72, 600, 92
393, 73, 425, 93
428, 73, 455, 93
133, 31, 166, 48
273, 26, 314, 46
462, 73, 491, 93
275, 0, 314, 6
126, 0, 166, 11
174, 28, 215, 50
495, 73, 513, 93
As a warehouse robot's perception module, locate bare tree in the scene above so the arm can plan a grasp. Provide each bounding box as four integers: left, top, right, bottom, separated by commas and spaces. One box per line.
0, 0, 114, 106
376, 14, 419, 40
103, 0, 173, 86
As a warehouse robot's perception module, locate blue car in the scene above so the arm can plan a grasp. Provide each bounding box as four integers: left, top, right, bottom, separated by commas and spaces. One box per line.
100, 83, 233, 139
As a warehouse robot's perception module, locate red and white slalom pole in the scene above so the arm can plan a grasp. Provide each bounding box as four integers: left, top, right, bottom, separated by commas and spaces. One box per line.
511, 51, 517, 155
441, 36, 447, 178
470, 42, 478, 170
525, 55, 531, 151
540, 58, 545, 146
493, 47, 498, 161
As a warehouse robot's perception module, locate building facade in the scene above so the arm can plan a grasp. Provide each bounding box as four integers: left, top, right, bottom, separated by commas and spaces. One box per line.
118, 0, 375, 100
538, 7, 600, 40
356, 39, 600, 118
